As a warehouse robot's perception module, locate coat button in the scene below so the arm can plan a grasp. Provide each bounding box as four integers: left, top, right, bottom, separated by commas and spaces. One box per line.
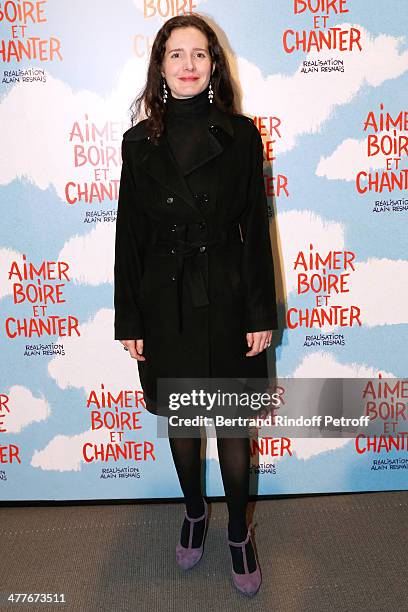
166, 196, 174, 204
171, 248, 176, 254
193, 193, 209, 205
171, 275, 176, 281
171, 224, 177, 232
209, 125, 218, 133
199, 222, 206, 231
199, 246, 206, 253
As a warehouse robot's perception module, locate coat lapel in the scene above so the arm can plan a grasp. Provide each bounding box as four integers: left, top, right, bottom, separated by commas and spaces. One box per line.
134, 106, 234, 215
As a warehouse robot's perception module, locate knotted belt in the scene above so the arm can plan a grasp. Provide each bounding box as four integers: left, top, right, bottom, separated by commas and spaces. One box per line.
149, 224, 241, 334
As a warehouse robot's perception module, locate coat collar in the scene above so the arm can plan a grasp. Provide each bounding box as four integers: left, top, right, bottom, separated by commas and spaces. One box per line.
124, 104, 234, 143
123, 105, 234, 215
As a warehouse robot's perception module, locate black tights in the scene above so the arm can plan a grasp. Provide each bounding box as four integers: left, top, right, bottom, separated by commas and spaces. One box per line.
168, 424, 256, 573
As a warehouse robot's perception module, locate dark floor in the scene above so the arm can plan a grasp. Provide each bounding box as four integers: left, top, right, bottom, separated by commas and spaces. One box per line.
0, 490, 407, 611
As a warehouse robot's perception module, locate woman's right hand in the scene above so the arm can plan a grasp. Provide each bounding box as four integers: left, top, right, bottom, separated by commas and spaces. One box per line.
120, 339, 146, 361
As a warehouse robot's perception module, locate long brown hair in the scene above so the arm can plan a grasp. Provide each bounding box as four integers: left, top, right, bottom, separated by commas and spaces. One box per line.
130, 14, 237, 143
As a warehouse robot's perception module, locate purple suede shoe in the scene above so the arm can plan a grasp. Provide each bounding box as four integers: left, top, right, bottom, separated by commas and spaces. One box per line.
176, 498, 208, 570
227, 523, 262, 596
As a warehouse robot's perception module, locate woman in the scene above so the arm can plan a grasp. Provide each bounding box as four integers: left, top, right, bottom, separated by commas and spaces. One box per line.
114, 14, 278, 596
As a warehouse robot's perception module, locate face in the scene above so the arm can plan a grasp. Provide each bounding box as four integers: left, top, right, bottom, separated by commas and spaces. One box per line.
161, 26, 214, 99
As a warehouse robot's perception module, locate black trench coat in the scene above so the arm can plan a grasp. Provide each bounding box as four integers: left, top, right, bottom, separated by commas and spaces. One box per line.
114, 104, 278, 415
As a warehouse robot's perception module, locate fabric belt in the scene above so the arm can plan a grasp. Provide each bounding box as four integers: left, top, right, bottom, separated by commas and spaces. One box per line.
148, 224, 241, 333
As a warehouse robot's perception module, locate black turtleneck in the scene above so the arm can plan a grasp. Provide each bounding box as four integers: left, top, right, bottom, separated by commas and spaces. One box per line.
164, 85, 212, 176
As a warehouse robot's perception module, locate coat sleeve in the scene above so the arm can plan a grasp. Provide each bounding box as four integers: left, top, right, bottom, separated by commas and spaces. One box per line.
114, 139, 148, 340
239, 124, 278, 332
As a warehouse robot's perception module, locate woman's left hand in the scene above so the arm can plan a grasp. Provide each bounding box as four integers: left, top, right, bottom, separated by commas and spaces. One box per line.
245, 330, 272, 356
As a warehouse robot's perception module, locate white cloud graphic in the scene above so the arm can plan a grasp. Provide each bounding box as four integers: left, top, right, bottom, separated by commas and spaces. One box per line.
278, 209, 345, 294
48, 307, 142, 394
1, 385, 50, 433
290, 438, 351, 461
291, 351, 395, 378
316, 131, 406, 181
42, 307, 147, 472
0, 57, 147, 199
31, 427, 110, 472
58, 223, 115, 285
238, 24, 408, 154
317, 258, 408, 329
281, 214, 408, 329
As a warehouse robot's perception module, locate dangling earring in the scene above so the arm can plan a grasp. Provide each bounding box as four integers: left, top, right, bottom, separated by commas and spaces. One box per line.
208, 80, 214, 104
162, 78, 168, 104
